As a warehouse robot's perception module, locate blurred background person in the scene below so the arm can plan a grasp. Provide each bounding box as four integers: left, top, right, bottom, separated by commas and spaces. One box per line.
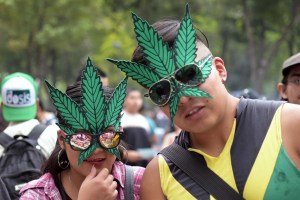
140, 106, 158, 146
277, 52, 300, 104
161, 125, 181, 150
121, 88, 154, 167
0, 72, 58, 158
36, 98, 58, 126
0, 72, 58, 198
76, 66, 109, 86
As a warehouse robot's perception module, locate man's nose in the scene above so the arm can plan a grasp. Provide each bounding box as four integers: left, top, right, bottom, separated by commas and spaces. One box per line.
179, 95, 191, 105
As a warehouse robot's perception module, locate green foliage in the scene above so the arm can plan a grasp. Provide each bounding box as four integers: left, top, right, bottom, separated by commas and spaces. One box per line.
0, 0, 299, 99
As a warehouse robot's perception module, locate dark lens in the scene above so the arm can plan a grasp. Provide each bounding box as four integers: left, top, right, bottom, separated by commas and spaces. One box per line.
70, 133, 92, 151
175, 64, 202, 86
99, 131, 120, 148
148, 80, 171, 106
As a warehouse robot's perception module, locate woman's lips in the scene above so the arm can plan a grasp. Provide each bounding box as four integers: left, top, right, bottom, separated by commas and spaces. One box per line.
84, 158, 105, 164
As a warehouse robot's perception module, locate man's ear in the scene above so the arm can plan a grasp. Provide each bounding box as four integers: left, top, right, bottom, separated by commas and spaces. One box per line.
277, 83, 288, 99
213, 57, 227, 82
36, 99, 40, 109
57, 130, 65, 149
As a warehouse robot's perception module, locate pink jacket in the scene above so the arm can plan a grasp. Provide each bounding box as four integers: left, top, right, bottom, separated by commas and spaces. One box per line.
20, 161, 144, 200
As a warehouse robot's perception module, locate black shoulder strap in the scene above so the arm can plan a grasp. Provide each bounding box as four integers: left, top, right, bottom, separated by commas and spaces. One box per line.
0, 133, 13, 149
27, 124, 47, 140
231, 98, 283, 194
0, 177, 10, 200
124, 165, 134, 200
160, 143, 244, 200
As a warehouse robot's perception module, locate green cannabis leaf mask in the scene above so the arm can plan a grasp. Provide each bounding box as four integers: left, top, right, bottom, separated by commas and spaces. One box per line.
46, 57, 128, 166
108, 4, 212, 124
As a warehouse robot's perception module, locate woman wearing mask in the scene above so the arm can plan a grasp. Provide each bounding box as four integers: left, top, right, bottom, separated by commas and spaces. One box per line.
19, 58, 144, 200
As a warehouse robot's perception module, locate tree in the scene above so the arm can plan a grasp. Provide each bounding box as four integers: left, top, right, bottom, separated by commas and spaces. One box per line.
241, 0, 300, 93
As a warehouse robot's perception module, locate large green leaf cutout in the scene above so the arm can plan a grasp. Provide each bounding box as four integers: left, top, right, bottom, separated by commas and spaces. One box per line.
45, 81, 89, 131
132, 12, 175, 77
114, 116, 122, 131
103, 77, 128, 128
198, 54, 213, 83
180, 86, 211, 98
46, 57, 127, 166
168, 82, 211, 125
81, 58, 106, 133
168, 80, 181, 124
174, 4, 197, 69
107, 59, 159, 88
78, 143, 97, 166
169, 92, 180, 126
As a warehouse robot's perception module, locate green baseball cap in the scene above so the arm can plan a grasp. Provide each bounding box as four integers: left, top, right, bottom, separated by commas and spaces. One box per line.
1, 72, 38, 122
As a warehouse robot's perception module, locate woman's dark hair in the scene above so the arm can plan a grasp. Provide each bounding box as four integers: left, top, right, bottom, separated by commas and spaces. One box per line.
132, 19, 204, 65
42, 80, 127, 181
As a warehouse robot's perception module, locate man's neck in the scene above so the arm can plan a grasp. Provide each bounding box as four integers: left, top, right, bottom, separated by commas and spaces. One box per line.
188, 96, 239, 157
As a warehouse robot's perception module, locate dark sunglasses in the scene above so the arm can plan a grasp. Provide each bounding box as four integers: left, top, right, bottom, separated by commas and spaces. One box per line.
145, 56, 212, 106
61, 131, 123, 151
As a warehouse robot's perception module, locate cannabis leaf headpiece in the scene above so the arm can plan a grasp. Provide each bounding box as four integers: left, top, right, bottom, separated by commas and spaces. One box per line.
108, 4, 212, 124
45, 57, 128, 165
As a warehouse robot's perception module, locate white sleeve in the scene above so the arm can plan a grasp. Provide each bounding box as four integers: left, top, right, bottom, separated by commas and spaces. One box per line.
37, 124, 59, 158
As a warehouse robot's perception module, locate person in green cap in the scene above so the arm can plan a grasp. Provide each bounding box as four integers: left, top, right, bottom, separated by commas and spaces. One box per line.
0, 72, 58, 199
109, 4, 300, 200
0, 72, 57, 157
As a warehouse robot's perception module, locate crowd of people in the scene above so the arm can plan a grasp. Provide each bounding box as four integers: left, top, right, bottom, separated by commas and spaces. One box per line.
0, 4, 299, 200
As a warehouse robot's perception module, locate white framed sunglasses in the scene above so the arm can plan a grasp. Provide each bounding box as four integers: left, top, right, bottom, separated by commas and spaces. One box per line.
144, 55, 213, 106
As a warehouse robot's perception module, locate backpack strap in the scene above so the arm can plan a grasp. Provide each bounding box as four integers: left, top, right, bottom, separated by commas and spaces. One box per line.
0, 177, 10, 200
0, 133, 14, 149
0, 124, 46, 150
124, 165, 135, 200
160, 143, 244, 200
27, 124, 47, 140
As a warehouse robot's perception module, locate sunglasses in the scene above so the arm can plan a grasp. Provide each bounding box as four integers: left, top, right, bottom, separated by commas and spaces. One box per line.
145, 56, 212, 106
61, 131, 123, 151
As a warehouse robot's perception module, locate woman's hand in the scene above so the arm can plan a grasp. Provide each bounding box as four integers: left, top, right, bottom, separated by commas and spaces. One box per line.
78, 166, 118, 200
